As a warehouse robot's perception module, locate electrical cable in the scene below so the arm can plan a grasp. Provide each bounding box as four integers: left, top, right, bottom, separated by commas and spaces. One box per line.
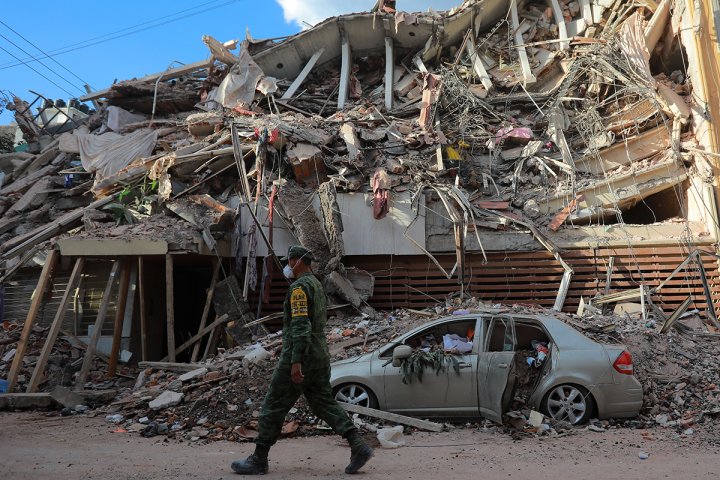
0, 0, 239, 71
0, 33, 85, 94
0, 43, 76, 97
0, 20, 91, 89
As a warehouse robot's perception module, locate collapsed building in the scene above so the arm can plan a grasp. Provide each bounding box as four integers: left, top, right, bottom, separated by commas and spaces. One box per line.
1, 0, 720, 397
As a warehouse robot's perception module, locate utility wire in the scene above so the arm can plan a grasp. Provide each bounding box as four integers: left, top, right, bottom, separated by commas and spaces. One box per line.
0, 33, 85, 95
0, 44, 75, 97
0, 0, 239, 70
0, 19, 92, 89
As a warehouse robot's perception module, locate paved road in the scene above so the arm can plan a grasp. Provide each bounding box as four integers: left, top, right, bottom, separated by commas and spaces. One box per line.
3, 412, 719, 479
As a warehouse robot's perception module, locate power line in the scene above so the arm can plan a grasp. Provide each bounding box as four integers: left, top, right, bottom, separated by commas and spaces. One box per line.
0, 44, 76, 97
0, 19, 92, 89
0, 0, 239, 70
0, 33, 85, 95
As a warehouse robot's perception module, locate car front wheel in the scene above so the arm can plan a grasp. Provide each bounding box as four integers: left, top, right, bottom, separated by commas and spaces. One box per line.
334, 383, 378, 409
542, 384, 594, 425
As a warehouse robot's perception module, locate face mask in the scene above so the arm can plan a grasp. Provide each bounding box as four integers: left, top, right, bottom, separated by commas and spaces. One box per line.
283, 264, 295, 279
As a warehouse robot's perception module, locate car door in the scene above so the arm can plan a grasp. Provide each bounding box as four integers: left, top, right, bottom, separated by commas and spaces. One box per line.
382, 318, 480, 416
478, 316, 515, 423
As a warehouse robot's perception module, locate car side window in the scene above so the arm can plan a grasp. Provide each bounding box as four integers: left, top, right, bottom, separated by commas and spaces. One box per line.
486, 317, 515, 352
401, 320, 477, 354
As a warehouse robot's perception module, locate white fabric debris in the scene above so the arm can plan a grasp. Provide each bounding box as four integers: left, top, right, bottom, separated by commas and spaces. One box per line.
77, 128, 158, 179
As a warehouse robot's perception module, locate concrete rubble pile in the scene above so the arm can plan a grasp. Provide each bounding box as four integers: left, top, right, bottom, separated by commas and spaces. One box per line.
78, 297, 716, 443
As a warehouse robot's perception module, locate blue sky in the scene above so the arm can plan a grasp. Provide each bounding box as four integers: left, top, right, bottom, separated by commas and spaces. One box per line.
0, 0, 459, 124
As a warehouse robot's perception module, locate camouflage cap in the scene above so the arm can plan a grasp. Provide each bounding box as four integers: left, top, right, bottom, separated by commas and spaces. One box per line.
283, 245, 313, 261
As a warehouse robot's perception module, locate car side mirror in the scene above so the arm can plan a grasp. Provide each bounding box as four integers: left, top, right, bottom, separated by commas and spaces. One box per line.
391, 345, 413, 367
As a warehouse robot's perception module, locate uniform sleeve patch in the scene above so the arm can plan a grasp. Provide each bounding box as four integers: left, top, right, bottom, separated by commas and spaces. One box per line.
290, 287, 309, 318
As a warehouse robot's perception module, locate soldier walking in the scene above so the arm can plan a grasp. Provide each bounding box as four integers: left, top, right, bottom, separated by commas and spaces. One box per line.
231, 245, 373, 475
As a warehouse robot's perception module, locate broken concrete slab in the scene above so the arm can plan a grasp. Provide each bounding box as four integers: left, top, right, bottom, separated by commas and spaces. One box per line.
178, 367, 208, 383
149, 390, 184, 410
0, 393, 57, 410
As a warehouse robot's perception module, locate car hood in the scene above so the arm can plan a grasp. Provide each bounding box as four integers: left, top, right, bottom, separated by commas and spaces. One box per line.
330, 351, 374, 366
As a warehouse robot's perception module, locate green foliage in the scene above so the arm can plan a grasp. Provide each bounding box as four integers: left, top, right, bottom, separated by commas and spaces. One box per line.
0, 131, 13, 154
400, 349, 461, 385
102, 173, 160, 225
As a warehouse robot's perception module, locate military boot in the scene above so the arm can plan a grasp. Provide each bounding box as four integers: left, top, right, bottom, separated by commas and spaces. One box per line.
345, 444, 373, 474
231, 453, 269, 475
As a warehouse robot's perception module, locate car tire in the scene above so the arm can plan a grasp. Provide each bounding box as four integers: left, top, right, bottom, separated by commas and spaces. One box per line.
541, 384, 594, 425
334, 383, 378, 409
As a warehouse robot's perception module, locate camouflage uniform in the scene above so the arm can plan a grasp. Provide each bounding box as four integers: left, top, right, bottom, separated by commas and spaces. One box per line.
255, 271, 356, 447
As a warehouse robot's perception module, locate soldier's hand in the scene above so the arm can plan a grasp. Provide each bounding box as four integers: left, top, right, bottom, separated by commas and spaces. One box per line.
291, 362, 304, 384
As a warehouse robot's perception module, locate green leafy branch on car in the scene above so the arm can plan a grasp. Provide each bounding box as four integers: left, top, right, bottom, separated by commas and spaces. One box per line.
400, 349, 461, 384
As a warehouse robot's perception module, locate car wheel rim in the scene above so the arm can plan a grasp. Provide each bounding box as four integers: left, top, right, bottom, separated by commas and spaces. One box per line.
546, 385, 587, 425
335, 384, 370, 407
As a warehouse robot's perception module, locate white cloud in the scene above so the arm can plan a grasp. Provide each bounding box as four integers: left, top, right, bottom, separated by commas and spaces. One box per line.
275, 0, 462, 29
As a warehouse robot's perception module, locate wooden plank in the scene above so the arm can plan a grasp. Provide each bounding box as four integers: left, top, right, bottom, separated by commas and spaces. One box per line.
108, 260, 131, 377
281, 48, 325, 100
202, 323, 222, 361
6, 249, 59, 393
138, 257, 148, 361
191, 258, 222, 362
166, 254, 176, 362
27, 257, 84, 393
467, 36, 493, 91
137, 361, 206, 372
80, 59, 213, 101
159, 314, 229, 362
339, 402, 443, 432
76, 260, 120, 388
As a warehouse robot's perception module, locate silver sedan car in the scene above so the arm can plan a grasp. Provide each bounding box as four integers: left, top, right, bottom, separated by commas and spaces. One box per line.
330, 312, 643, 425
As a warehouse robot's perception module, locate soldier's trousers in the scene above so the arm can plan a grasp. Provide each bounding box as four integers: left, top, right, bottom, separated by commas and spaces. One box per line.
255, 365, 356, 448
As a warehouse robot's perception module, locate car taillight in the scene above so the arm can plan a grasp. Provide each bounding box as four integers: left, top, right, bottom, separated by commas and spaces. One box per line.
613, 350, 634, 375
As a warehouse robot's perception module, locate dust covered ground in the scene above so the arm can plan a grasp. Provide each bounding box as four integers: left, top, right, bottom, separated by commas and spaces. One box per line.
3, 411, 720, 480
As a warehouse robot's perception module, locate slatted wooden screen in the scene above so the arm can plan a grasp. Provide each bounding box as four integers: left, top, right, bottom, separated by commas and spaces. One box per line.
256, 245, 720, 317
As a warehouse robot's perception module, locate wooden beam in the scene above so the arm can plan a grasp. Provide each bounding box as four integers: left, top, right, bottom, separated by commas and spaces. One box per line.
281, 48, 325, 100
6, 249, 59, 392
202, 323, 222, 360
137, 361, 206, 372
339, 403, 443, 432
166, 254, 176, 362
338, 31, 352, 110
80, 58, 213, 101
510, 0, 537, 84
75, 260, 120, 388
108, 260, 131, 377
138, 257, 148, 362
384, 35, 394, 111
190, 258, 222, 362
466, 37, 493, 91
27, 257, 85, 393
160, 314, 229, 362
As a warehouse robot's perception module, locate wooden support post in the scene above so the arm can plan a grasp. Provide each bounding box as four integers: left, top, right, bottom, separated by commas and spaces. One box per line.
281, 48, 325, 100
165, 254, 176, 362
202, 323, 222, 360
510, 0, 537, 84
76, 260, 120, 388
384, 33, 394, 111
338, 30, 352, 110
6, 249, 59, 392
7, 250, 60, 393
27, 257, 85, 393
138, 256, 148, 361
159, 314, 229, 362
108, 260, 131, 377
191, 258, 222, 362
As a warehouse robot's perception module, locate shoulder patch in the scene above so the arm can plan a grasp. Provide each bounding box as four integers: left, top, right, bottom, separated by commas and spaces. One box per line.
290, 287, 309, 318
